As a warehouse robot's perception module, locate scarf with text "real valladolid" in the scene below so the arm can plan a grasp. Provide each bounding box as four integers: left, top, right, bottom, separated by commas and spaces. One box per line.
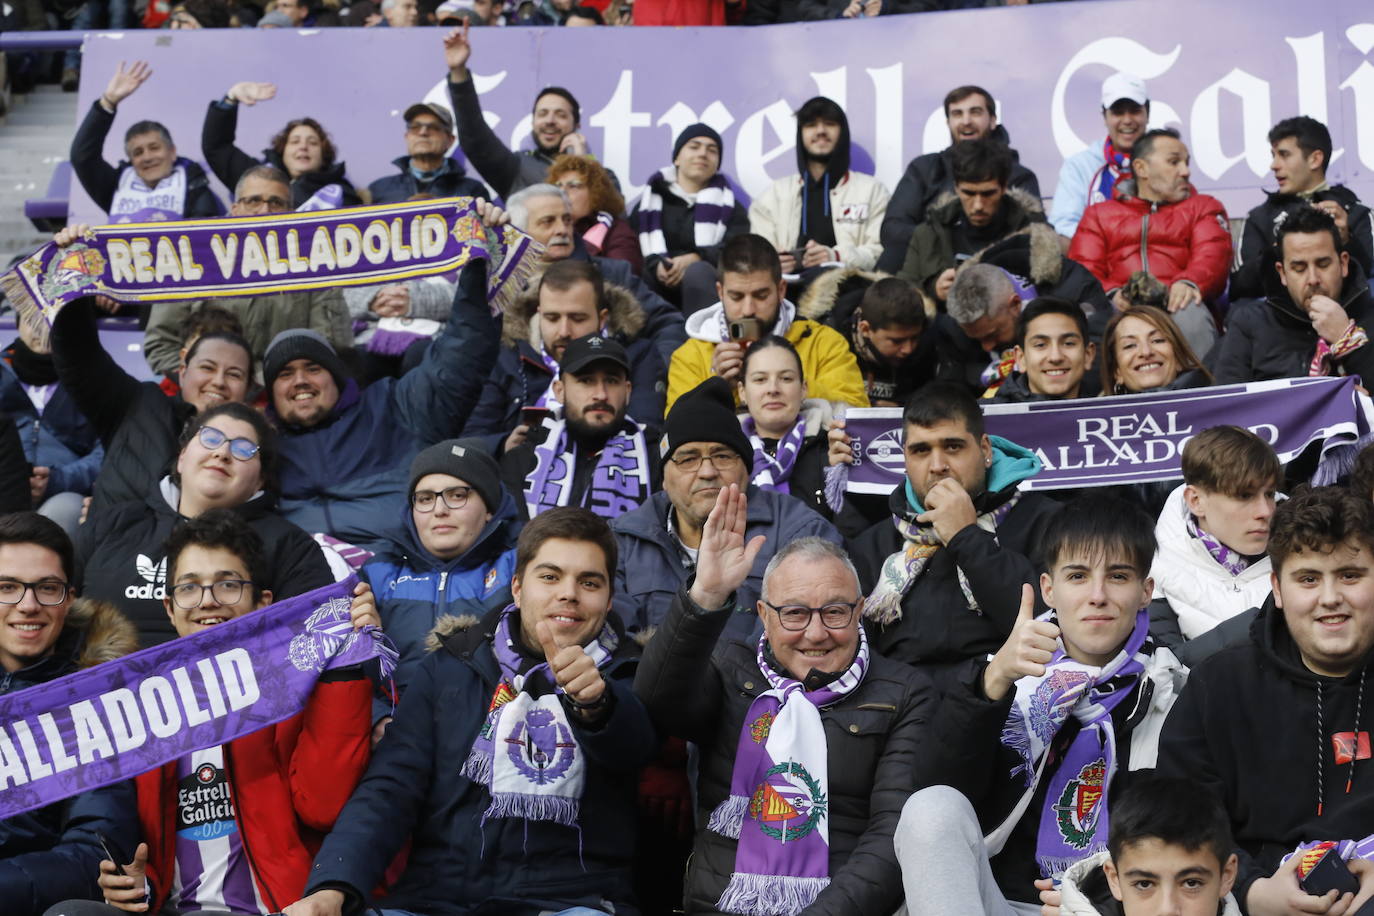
461, 608, 618, 828
706, 626, 870, 916
988, 608, 1150, 879
523, 414, 653, 519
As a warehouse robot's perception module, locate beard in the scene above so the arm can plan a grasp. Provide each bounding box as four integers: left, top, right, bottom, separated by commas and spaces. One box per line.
567, 404, 625, 451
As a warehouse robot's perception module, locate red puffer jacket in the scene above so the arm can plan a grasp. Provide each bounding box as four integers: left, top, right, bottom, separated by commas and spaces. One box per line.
1069, 191, 1232, 299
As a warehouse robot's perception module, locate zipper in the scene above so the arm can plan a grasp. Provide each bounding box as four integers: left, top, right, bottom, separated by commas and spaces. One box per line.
222, 743, 280, 913
1139, 206, 1152, 276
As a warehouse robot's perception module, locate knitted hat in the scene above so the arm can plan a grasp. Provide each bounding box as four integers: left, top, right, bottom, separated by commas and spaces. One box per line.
263, 329, 349, 392
408, 437, 503, 512
660, 376, 752, 466
673, 123, 724, 163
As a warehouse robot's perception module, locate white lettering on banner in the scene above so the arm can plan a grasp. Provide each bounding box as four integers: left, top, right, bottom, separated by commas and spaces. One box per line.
1051, 37, 1184, 159
0, 648, 260, 791
1342, 24, 1374, 171
1286, 33, 1343, 166
867, 64, 904, 184
590, 71, 652, 202
1190, 68, 1273, 179
735, 100, 796, 200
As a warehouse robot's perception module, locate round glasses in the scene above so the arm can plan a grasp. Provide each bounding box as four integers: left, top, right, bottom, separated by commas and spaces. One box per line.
171, 579, 253, 610
412, 485, 473, 512
763, 601, 857, 631
0, 579, 70, 606
197, 425, 261, 461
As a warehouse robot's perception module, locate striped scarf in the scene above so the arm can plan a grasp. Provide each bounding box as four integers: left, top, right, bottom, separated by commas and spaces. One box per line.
1310, 320, 1369, 377
636, 167, 735, 258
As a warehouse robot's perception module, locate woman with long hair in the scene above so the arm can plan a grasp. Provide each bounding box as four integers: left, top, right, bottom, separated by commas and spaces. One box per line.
548, 153, 642, 273
1101, 305, 1213, 395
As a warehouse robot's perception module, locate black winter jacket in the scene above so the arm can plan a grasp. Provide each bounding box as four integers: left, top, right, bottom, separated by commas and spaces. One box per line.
878, 125, 1042, 274
1231, 186, 1374, 300
849, 484, 1061, 668
305, 608, 656, 916
71, 100, 225, 220
1157, 598, 1374, 908
1212, 272, 1374, 385
635, 586, 947, 916
629, 171, 751, 275
366, 155, 487, 205
448, 75, 557, 200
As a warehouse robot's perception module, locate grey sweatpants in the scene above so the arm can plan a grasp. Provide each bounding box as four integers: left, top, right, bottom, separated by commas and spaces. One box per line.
893, 785, 1041, 916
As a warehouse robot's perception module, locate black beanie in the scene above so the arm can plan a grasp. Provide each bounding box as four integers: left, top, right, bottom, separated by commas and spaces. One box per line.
408, 438, 503, 513
660, 377, 753, 466
262, 329, 349, 392
673, 123, 724, 163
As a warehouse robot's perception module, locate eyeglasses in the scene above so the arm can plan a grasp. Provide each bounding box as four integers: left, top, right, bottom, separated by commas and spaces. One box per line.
0, 579, 70, 606
668, 450, 742, 473
171, 579, 253, 610
197, 426, 261, 461
236, 194, 291, 212
555, 179, 586, 191
412, 486, 473, 512
763, 601, 857, 631
407, 121, 449, 135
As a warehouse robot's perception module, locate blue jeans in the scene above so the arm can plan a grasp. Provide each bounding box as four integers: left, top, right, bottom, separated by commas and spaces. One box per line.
64, 0, 132, 70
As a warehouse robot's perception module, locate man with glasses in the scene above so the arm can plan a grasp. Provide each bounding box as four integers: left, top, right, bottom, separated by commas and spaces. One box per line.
0, 512, 140, 915
612, 376, 840, 637
367, 102, 487, 206
634, 493, 942, 916
54, 509, 375, 916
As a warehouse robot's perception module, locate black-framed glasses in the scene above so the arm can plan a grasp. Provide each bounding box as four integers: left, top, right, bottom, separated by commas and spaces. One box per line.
236, 194, 291, 212
668, 450, 742, 473
406, 120, 449, 135
0, 579, 70, 606
412, 485, 473, 512
171, 579, 253, 610
764, 601, 857, 631
197, 425, 260, 462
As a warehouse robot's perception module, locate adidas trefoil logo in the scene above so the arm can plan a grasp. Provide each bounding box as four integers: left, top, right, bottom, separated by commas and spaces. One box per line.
125, 553, 167, 600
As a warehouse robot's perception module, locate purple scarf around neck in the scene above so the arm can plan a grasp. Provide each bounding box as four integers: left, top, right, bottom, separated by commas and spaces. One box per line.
1185, 514, 1253, 577
741, 414, 807, 495
523, 415, 653, 519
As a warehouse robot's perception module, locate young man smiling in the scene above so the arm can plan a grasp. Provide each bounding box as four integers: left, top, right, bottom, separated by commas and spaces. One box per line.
991, 297, 1099, 402
895, 494, 1187, 914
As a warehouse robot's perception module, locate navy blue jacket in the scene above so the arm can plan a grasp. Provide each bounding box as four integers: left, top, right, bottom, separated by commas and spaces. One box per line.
304, 608, 655, 916
570, 244, 687, 367
0, 599, 140, 915
1, 347, 104, 496
361, 489, 521, 721
367, 156, 488, 206
273, 261, 502, 552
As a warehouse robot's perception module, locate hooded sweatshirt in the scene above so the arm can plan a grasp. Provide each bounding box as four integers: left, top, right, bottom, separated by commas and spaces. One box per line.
1157, 599, 1374, 907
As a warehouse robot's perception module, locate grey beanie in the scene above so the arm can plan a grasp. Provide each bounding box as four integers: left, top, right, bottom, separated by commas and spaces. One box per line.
408, 438, 503, 512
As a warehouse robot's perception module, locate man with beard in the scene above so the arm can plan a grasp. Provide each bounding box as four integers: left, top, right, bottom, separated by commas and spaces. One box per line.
749, 96, 890, 273
878, 85, 1041, 273
501, 335, 660, 521
366, 101, 487, 205
444, 23, 610, 199
1231, 116, 1374, 299
667, 233, 867, 410
1213, 205, 1374, 383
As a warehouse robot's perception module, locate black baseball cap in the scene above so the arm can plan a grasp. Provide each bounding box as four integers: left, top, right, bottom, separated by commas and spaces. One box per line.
560, 334, 630, 377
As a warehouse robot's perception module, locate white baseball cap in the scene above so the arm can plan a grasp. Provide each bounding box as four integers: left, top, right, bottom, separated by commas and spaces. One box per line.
1101, 72, 1148, 108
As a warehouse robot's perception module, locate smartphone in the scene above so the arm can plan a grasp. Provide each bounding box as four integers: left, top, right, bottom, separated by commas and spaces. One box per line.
789, 247, 807, 265
96, 831, 127, 876
520, 406, 553, 428
1299, 844, 1361, 899
728, 318, 764, 342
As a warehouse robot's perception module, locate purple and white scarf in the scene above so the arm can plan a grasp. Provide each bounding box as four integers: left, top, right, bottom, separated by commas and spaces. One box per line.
460, 608, 618, 827
524, 415, 653, 520
110, 164, 187, 223
295, 183, 345, 212
367, 316, 442, 357
1185, 514, 1253, 577
707, 627, 870, 916
741, 415, 807, 495
987, 608, 1150, 879
635, 167, 735, 258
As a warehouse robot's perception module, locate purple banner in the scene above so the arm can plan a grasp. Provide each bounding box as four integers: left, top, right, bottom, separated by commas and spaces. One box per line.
842, 377, 1374, 493
0, 578, 393, 820
67, 1, 1374, 225
1, 198, 537, 339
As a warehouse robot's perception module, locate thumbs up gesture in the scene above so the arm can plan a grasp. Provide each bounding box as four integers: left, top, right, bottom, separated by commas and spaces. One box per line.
982, 584, 1060, 701
536, 619, 606, 711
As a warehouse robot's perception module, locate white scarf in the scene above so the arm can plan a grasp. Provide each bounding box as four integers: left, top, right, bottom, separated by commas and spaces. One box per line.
110, 164, 187, 223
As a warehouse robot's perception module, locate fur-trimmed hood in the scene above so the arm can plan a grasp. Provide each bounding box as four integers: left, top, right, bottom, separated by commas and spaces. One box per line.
927, 185, 1044, 224
67, 597, 140, 668
499, 271, 647, 350
424, 613, 483, 653
956, 220, 1067, 289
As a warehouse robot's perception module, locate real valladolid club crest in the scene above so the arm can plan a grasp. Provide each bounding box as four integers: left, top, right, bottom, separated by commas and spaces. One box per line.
1055, 758, 1107, 849
749, 761, 827, 843
286, 596, 356, 673
505, 707, 577, 786
749, 711, 774, 744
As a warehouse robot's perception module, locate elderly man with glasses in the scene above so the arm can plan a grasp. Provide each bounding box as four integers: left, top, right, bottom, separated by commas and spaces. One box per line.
611, 376, 841, 638
366, 101, 487, 206
633, 486, 946, 916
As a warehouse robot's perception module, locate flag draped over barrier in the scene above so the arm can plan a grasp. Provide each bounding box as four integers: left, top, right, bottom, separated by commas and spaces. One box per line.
840, 378, 1374, 494
0, 578, 395, 820
0, 197, 539, 343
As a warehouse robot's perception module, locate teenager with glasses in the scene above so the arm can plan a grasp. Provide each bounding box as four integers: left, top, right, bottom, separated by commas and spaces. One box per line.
74, 402, 334, 648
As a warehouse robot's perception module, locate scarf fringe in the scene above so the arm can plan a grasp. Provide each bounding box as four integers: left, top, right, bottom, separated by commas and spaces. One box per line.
1314, 430, 1374, 486
1000, 704, 1034, 784
0, 271, 48, 351
484, 791, 580, 828
487, 233, 543, 318
1038, 850, 1102, 881
706, 794, 749, 839
461, 747, 492, 785
716, 873, 830, 916
823, 462, 848, 514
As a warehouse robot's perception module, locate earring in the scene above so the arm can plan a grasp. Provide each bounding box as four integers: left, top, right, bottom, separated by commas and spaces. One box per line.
985, 458, 992, 467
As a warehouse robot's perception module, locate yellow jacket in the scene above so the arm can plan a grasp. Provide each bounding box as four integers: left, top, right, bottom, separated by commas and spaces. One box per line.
666, 307, 870, 411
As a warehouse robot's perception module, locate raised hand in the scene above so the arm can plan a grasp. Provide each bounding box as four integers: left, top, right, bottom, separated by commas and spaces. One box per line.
1309, 294, 1353, 346
54, 224, 94, 248
226, 81, 277, 106
982, 585, 1057, 701
559, 132, 589, 156
349, 580, 380, 630
475, 198, 510, 229
536, 619, 606, 708
689, 484, 766, 612
711, 340, 745, 384
97, 842, 149, 911
826, 419, 854, 467
103, 60, 152, 108
916, 476, 978, 545
443, 22, 473, 79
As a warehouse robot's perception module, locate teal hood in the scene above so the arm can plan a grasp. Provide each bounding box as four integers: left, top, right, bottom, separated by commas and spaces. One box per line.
904, 435, 1042, 514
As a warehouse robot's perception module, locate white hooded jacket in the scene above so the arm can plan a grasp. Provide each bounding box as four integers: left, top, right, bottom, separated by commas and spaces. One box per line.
1058, 851, 1243, 916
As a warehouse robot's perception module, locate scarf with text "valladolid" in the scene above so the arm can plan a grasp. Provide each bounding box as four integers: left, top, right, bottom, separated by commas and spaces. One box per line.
523, 414, 653, 519
707, 627, 870, 916
461, 608, 617, 828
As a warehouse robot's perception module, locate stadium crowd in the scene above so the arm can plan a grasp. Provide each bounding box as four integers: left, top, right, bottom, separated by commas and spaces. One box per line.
4, 15, 1374, 916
